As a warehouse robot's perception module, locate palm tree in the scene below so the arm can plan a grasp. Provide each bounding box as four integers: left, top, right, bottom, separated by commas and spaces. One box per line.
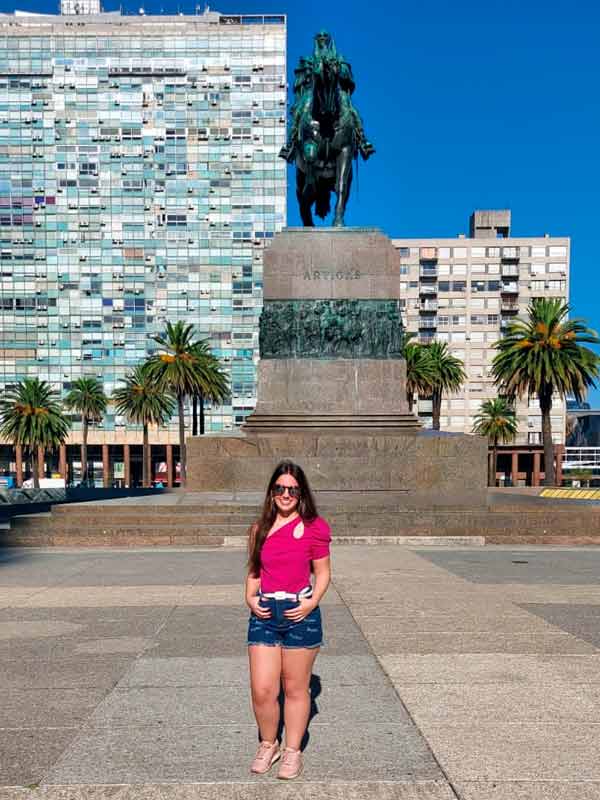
404, 339, 435, 414
472, 397, 518, 486
0, 378, 70, 489
190, 341, 229, 435
146, 321, 226, 485
492, 298, 599, 485
113, 364, 175, 487
64, 377, 107, 486
426, 341, 466, 430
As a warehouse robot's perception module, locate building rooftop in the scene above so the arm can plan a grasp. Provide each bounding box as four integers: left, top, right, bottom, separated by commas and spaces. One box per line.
2, 8, 285, 25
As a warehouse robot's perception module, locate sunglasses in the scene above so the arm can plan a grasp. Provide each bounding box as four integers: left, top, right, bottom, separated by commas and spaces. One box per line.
272, 485, 301, 498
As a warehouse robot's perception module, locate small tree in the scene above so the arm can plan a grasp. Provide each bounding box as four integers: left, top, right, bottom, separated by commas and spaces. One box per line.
190, 340, 229, 435
426, 342, 466, 430
64, 377, 107, 486
113, 364, 175, 487
492, 298, 599, 485
472, 397, 518, 486
404, 340, 435, 414
146, 321, 228, 484
0, 378, 70, 489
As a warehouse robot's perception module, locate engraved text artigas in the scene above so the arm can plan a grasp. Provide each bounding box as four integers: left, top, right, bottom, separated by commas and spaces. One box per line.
303, 269, 361, 280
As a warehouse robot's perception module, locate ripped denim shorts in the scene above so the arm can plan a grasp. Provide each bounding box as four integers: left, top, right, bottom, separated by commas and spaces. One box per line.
247, 587, 323, 650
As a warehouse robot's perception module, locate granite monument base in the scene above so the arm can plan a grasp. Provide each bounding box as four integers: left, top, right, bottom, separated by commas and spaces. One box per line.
186, 428, 487, 509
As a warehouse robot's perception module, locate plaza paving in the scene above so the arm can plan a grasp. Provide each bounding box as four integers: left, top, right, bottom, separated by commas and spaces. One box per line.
2, 544, 600, 799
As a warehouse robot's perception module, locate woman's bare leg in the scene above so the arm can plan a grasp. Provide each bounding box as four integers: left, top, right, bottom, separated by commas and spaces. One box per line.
248, 645, 283, 742
281, 647, 319, 749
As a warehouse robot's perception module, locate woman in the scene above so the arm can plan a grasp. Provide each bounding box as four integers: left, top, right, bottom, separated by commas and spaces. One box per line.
245, 460, 331, 780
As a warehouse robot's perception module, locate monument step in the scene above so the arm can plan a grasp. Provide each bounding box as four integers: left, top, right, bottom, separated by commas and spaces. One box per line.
51, 504, 260, 516
50, 512, 257, 525
244, 414, 420, 431
53, 525, 252, 537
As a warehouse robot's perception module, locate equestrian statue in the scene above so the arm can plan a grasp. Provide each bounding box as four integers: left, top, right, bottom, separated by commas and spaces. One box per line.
279, 30, 375, 227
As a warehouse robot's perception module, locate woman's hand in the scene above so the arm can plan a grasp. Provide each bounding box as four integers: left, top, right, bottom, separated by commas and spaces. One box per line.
247, 595, 271, 619
283, 597, 318, 622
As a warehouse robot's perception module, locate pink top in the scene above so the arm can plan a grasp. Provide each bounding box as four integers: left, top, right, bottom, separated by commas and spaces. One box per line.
259, 515, 331, 593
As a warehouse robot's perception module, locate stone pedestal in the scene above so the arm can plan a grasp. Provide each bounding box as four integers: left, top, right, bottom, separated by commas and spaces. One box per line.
186, 228, 487, 509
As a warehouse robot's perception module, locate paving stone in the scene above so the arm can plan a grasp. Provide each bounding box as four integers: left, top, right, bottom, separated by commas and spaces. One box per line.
414, 550, 600, 585
118, 654, 389, 688
56, 552, 248, 587
0, 606, 171, 624
379, 653, 600, 685
86, 681, 409, 729
149, 631, 371, 658
0, 688, 106, 728
73, 637, 154, 655
0, 655, 135, 690
11, 585, 243, 608
0, 608, 169, 640
395, 683, 596, 723
424, 723, 600, 781
0, 728, 79, 787
0, 554, 101, 588
43, 722, 442, 784
0, 781, 459, 799
0, 621, 85, 640
363, 631, 598, 655
454, 782, 600, 800
519, 603, 600, 649
349, 610, 554, 634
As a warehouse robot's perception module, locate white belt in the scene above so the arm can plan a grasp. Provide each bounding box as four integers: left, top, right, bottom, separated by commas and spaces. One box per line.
260, 586, 312, 601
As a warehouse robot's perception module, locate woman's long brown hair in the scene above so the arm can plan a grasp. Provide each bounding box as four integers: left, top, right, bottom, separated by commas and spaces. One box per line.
247, 460, 318, 578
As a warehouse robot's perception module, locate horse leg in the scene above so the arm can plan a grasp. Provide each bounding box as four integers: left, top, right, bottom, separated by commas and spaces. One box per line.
333, 145, 353, 227
297, 169, 315, 227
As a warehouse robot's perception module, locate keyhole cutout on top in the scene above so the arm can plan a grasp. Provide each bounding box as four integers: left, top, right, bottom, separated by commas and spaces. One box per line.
293, 521, 305, 539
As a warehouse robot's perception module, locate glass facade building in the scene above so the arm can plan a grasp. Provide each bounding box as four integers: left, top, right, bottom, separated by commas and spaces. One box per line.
0, 8, 287, 447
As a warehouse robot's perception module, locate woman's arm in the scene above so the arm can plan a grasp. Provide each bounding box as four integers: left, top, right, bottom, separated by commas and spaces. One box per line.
246, 523, 260, 610
245, 572, 261, 605
310, 556, 331, 604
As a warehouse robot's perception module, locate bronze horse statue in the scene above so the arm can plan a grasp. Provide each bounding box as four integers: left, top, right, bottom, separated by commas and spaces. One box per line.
280, 31, 375, 227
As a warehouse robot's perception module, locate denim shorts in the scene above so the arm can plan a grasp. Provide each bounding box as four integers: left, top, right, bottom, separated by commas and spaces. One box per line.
247, 591, 323, 650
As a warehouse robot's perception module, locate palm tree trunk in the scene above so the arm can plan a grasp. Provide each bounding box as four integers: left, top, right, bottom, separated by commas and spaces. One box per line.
33, 448, 40, 489
431, 390, 441, 431
490, 438, 498, 487
177, 392, 186, 486
540, 391, 555, 486
142, 424, 149, 488
81, 417, 88, 485
199, 393, 205, 435
192, 395, 198, 436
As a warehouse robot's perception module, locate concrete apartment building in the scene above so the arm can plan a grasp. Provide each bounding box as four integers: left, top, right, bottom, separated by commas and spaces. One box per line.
393, 210, 570, 446
0, 2, 286, 484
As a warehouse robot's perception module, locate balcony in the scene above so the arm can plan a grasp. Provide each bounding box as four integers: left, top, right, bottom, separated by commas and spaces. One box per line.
501, 301, 520, 313
501, 264, 519, 278
419, 284, 438, 296
419, 300, 438, 312
419, 266, 438, 279
419, 247, 438, 261
418, 318, 438, 329
500, 282, 519, 295
419, 333, 436, 345
501, 247, 520, 261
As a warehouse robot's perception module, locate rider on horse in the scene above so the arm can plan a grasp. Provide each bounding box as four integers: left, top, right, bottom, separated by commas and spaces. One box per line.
279, 30, 375, 165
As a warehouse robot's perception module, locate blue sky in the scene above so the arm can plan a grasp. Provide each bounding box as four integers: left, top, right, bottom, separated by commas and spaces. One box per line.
3, 0, 600, 402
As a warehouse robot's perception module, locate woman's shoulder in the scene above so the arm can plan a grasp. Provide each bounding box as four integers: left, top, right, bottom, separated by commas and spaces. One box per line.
305, 515, 331, 537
